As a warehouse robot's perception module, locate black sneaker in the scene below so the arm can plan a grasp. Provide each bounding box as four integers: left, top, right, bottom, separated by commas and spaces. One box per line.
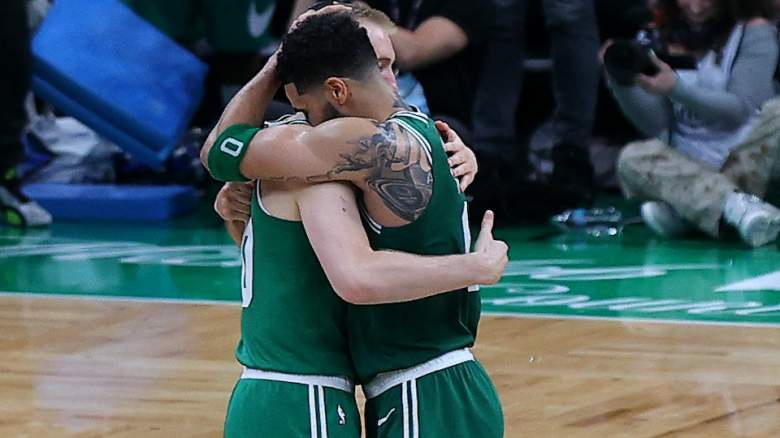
551, 143, 595, 191
0, 168, 52, 227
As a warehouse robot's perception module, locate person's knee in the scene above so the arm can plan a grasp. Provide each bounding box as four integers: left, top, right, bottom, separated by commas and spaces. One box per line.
616, 140, 667, 191
616, 141, 649, 180
761, 96, 780, 118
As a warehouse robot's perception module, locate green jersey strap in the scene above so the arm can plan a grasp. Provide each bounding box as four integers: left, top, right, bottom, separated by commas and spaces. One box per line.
264, 112, 309, 128
207, 124, 260, 182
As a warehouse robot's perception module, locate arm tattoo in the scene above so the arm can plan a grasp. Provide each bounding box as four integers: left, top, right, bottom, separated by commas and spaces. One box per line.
360, 123, 433, 221
266, 121, 433, 222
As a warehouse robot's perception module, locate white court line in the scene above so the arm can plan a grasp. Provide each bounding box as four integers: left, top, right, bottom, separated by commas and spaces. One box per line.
0, 291, 240, 307
716, 270, 780, 292
1, 291, 779, 329
483, 311, 780, 329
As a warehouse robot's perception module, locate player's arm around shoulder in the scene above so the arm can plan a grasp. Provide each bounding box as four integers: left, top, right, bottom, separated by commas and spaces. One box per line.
297, 181, 509, 305
201, 117, 384, 184
296, 181, 374, 304
200, 121, 314, 182
290, 117, 399, 185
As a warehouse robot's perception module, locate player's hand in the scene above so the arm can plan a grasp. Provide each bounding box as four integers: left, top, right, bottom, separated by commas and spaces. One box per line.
214, 182, 255, 223
266, 48, 280, 72
437, 121, 478, 193
289, 7, 317, 31
473, 210, 509, 285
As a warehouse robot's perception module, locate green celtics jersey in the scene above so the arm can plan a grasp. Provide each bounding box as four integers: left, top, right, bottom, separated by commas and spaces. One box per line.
234, 157, 354, 379
348, 110, 480, 383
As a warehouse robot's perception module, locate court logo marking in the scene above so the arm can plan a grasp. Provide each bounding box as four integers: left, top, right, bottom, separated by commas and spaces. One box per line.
483, 260, 780, 323
3, 239, 780, 324
716, 271, 780, 292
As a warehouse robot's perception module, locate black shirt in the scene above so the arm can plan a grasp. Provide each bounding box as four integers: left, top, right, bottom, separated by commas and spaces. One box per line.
366, 0, 494, 125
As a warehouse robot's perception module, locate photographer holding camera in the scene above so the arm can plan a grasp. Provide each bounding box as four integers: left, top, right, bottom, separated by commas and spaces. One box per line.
604, 0, 780, 247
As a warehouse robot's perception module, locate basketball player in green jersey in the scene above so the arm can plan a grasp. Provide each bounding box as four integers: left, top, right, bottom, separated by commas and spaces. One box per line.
202, 10, 505, 438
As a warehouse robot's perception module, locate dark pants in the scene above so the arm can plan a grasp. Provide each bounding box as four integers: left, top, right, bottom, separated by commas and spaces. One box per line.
472, 0, 600, 161
0, 0, 31, 172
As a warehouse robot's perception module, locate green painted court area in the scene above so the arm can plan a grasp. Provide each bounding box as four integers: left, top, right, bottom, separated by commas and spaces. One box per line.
2, 211, 779, 326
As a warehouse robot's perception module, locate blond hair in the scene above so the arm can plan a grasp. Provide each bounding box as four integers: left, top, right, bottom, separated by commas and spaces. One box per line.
349, 1, 398, 35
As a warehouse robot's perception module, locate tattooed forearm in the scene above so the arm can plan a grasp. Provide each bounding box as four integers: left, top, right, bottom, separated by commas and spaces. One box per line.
266, 137, 376, 184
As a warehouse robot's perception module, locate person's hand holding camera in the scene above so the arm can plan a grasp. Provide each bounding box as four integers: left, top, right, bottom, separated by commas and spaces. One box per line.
635, 54, 677, 96
603, 35, 689, 93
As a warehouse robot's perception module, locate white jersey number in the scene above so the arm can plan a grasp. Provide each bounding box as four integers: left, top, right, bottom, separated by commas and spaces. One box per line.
462, 202, 480, 292
240, 217, 254, 307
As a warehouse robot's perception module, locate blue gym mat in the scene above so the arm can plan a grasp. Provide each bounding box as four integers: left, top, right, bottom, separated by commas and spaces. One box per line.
31, 0, 208, 169
22, 184, 201, 221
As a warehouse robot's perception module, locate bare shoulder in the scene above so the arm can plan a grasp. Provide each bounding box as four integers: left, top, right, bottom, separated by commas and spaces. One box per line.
304, 117, 381, 145
256, 122, 311, 143
302, 116, 427, 153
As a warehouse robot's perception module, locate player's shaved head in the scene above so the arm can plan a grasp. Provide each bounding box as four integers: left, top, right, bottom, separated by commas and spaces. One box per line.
301, 1, 398, 91
277, 12, 379, 94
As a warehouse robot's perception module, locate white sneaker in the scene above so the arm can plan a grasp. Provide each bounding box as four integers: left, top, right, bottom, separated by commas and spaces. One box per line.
0, 185, 53, 227
723, 192, 780, 248
640, 201, 691, 239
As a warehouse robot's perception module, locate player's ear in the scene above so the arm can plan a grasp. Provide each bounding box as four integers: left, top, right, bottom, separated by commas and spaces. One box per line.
324, 78, 349, 106
285, 83, 302, 107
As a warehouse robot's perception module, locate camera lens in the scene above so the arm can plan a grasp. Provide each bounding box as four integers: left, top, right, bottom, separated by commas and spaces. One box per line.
604, 40, 657, 86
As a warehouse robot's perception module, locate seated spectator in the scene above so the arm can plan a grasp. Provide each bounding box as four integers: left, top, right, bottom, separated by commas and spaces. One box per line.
606, 0, 780, 247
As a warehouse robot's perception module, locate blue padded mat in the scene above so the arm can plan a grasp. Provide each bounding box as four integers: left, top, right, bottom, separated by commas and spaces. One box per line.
32, 0, 207, 169
22, 184, 201, 221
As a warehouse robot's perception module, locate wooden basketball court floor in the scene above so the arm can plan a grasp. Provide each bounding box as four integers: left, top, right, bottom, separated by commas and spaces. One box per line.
2, 213, 780, 437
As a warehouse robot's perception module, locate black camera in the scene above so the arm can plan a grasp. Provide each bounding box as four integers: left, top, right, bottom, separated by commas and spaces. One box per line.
604, 40, 659, 86
604, 29, 697, 86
